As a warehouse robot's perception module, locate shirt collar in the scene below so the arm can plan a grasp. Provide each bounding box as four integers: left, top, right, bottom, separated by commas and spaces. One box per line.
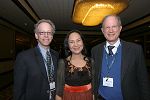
106, 38, 120, 48
38, 43, 49, 59
105, 39, 121, 55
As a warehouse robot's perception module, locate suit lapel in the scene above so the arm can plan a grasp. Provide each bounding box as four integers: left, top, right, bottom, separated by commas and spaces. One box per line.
97, 44, 104, 78
50, 50, 57, 69
34, 47, 49, 82
50, 49, 58, 78
93, 43, 105, 85
121, 41, 130, 81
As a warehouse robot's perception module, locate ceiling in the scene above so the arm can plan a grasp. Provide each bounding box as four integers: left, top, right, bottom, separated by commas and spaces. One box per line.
0, 0, 150, 48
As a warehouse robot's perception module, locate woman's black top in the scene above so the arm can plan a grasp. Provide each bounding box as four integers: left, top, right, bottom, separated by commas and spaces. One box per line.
65, 59, 92, 86
56, 58, 94, 97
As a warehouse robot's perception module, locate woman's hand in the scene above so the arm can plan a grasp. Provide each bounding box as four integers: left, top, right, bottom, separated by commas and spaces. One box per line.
55, 95, 62, 100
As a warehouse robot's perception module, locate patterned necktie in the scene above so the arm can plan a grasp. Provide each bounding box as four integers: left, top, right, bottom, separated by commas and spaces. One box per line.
46, 51, 54, 82
108, 46, 115, 55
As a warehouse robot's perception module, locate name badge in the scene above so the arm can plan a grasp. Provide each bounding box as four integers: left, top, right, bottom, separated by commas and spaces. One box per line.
49, 82, 55, 89
103, 77, 113, 87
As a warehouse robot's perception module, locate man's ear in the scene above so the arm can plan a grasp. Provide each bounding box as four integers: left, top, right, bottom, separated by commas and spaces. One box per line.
119, 26, 122, 31
35, 33, 38, 39
101, 28, 104, 34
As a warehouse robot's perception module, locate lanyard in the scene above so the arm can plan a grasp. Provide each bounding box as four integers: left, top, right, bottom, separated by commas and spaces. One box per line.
44, 53, 54, 73
105, 51, 116, 77
104, 43, 121, 77
45, 52, 55, 83
38, 46, 54, 82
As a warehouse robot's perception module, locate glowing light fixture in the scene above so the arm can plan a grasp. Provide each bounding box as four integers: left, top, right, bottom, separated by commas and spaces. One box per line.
72, 0, 129, 26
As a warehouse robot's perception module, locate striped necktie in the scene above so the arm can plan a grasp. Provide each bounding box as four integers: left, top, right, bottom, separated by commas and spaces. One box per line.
108, 46, 115, 55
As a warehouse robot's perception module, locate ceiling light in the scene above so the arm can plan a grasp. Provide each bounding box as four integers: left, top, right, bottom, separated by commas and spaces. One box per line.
72, 0, 129, 26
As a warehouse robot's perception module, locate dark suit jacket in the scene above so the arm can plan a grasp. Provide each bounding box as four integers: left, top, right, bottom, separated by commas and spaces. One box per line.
14, 46, 59, 100
91, 40, 150, 100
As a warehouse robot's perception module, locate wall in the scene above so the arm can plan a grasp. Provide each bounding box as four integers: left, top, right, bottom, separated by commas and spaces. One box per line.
0, 24, 15, 90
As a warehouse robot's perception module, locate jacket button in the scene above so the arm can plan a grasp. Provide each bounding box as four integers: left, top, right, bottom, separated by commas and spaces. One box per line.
46, 90, 50, 93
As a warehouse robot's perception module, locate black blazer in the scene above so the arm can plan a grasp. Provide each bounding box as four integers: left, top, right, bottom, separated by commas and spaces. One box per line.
91, 40, 150, 100
14, 46, 59, 100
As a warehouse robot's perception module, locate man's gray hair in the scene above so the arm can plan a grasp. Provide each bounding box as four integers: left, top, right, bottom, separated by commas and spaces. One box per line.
101, 15, 122, 28
34, 19, 55, 35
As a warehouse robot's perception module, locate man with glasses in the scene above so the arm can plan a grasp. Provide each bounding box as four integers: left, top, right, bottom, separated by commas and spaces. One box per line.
14, 19, 59, 100
91, 15, 150, 100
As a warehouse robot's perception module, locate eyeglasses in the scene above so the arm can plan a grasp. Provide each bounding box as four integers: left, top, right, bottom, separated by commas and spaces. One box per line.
103, 25, 120, 30
38, 32, 53, 35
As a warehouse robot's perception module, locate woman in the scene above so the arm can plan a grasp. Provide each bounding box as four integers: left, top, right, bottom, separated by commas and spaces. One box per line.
56, 30, 94, 100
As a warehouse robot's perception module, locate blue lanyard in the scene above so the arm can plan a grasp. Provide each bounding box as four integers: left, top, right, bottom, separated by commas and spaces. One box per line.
105, 53, 116, 77
104, 43, 121, 77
